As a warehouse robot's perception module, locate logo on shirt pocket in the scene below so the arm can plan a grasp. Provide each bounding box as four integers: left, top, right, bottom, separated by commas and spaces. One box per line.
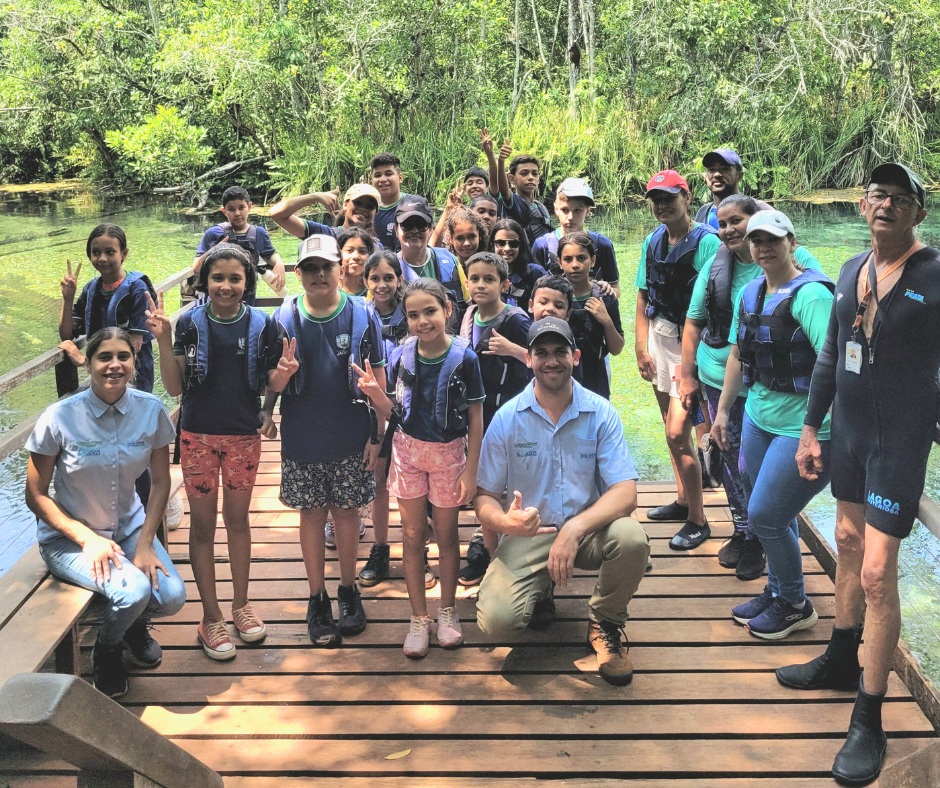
515, 441, 538, 458
74, 440, 102, 457
336, 333, 350, 354
126, 440, 147, 448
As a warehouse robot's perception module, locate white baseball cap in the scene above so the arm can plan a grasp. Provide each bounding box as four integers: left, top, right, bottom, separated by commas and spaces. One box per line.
744, 209, 795, 239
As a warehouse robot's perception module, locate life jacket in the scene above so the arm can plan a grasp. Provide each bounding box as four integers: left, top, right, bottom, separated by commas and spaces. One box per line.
399, 247, 465, 327
181, 304, 270, 394
393, 335, 472, 434
83, 272, 156, 341
568, 282, 610, 361
737, 268, 835, 394
371, 301, 408, 359
645, 223, 718, 325
535, 230, 606, 278
506, 263, 547, 309
216, 223, 262, 270
701, 244, 736, 348
274, 295, 372, 402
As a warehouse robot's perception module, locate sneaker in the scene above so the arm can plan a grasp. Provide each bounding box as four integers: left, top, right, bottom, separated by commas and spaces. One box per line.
232, 603, 267, 643
325, 519, 336, 549
717, 531, 747, 568
359, 518, 366, 538
732, 585, 776, 625
735, 537, 766, 581
337, 583, 367, 636
587, 621, 634, 686
123, 619, 162, 668
404, 615, 434, 659
437, 606, 464, 648
93, 639, 128, 699
165, 492, 184, 531
425, 547, 436, 589
306, 590, 342, 647
528, 586, 556, 631
197, 618, 236, 661
458, 532, 490, 586
668, 520, 711, 550
747, 596, 818, 641
646, 500, 689, 522
359, 543, 391, 587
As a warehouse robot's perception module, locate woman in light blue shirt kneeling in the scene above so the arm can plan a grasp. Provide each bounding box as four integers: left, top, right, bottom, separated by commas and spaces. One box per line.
25, 327, 186, 700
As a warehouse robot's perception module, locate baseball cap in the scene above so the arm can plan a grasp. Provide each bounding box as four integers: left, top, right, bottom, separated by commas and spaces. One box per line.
868, 163, 926, 208
744, 210, 795, 239
526, 316, 576, 349
703, 149, 743, 169
557, 177, 595, 206
645, 170, 690, 197
396, 196, 434, 225
297, 234, 341, 266
344, 183, 381, 206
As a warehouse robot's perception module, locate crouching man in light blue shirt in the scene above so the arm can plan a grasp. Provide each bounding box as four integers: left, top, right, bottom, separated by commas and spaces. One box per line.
475, 317, 650, 686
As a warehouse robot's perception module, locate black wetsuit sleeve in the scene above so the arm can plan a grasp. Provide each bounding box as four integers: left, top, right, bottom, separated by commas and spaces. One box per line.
804, 294, 839, 430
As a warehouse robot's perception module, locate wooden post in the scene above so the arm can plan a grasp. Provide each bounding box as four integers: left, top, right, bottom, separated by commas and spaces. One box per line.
53, 622, 80, 676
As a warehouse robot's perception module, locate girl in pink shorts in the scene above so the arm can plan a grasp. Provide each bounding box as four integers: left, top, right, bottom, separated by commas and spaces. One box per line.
355, 278, 484, 658
148, 243, 297, 660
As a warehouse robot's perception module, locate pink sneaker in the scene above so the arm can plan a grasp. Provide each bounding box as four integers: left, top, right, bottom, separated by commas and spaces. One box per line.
198, 618, 236, 661
437, 606, 464, 648
403, 615, 433, 659
232, 603, 267, 643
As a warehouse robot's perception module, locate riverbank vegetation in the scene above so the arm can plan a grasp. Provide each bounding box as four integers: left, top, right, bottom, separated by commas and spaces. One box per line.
0, 0, 938, 204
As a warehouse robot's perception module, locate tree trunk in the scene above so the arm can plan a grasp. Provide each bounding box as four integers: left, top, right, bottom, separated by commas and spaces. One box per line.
513, 0, 522, 117
279, 0, 307, 122
567, 0, 580, 117
146, 0, 160, 46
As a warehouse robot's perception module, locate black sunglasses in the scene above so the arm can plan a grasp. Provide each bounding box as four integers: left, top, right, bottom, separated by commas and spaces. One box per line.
494, 239, 521, 249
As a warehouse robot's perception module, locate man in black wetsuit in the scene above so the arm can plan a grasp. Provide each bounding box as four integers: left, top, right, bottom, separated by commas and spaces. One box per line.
777, 163, 940, 786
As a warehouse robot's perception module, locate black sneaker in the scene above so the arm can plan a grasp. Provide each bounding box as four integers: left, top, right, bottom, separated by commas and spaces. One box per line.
735, 537, 766, 581
306, 590, 342, 647
747, 596, 817, 640
668, 520, 710, 550
337, 584, 367, 636
647, 500, 689, 522
732, 585, 775, 625
528, 586, 556, 630
425, 547, 436, 589
93, 639, 128, 699
458, 532, 490, 586
359, 543, 391, 587
122, 619, 162, 668
717, 531, 747, 568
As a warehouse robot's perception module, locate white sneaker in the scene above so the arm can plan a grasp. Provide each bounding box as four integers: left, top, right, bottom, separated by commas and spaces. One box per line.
403, 615, 433, 659
165, 492, 183, 531
325, 520, 336, 549
437, 606, 464, 649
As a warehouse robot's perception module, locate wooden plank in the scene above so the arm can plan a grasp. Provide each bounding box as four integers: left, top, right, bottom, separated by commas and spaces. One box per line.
224, 779, 838, 788
0, 545, 48, 630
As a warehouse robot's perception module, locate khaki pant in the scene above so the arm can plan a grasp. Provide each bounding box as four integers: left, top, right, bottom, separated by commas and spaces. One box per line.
476, 517, 650, 639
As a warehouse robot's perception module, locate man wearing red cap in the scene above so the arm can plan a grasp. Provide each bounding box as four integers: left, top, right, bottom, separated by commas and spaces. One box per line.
634, 171, 720, 550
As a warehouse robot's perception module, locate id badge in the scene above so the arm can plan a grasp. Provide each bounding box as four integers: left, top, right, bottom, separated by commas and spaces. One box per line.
846, 341, 862, 374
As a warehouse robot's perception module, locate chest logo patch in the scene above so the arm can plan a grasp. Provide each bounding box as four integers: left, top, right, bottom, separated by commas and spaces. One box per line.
335, 333, 350, 353
515, 441, 538, 458
904, 289, 925, 303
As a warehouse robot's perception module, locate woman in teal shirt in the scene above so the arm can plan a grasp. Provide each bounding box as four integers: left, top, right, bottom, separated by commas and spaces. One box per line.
712, 210, 833, 640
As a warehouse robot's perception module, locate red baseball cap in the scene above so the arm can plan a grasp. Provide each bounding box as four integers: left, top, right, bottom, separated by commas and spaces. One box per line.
645, 170, 690, 197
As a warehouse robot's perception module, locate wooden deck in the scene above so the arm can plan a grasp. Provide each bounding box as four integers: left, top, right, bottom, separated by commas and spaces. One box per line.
4, 427, 939, 786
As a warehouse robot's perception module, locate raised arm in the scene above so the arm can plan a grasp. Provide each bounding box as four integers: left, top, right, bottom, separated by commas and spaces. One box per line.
268, 190, 340, 240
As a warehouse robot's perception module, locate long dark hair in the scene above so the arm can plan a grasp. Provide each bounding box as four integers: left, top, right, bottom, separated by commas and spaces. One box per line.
197, 243, 257, 295
86, 224, 128, 258
490, 218, 534, 276
337, 227, 376, 257
401, 277, 451, 313
364, 250, 404, 309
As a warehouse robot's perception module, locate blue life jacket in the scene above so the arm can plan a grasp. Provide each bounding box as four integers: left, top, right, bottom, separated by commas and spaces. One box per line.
274, 295, 372, 402
393, 335, 472, 434
701, 244, 735, 348
83, 272, 156, 340
371, 301, 408, 360
399, 247, 463, 307
535, 230, 606, 278
644, 223, 718, 325
737, 268, 834, 394
182, 304, 270, 394
216, 223, 263, 270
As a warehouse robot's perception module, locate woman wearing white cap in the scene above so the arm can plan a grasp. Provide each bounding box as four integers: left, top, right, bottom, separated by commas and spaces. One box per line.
711, 209, 834, 640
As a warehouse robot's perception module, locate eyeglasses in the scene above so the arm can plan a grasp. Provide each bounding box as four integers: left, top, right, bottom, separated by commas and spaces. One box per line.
494, 239, 521, 249
866, 190, 918, 210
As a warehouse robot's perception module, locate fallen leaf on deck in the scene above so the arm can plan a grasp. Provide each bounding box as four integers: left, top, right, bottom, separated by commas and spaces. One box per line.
385, 749, 412, 760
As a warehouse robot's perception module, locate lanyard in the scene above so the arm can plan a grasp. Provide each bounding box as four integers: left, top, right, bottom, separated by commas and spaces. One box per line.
852, 243, 920, 336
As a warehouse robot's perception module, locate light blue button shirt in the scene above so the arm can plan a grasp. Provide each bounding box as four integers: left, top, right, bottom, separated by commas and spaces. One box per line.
26, 388, 176, 544
477, 380, 638, 526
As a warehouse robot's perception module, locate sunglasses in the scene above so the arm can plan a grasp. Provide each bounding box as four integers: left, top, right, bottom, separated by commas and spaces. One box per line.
401, 221, 430, 232
494, 239, 521, 249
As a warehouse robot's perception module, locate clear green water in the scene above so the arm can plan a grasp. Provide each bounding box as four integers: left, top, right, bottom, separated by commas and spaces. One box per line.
2, 187, 940, 681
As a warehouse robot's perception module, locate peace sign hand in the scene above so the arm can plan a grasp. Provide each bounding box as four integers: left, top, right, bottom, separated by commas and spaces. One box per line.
351, 358, 384, 404
276, 337, 299, 379
445, 185, 465, 212
60, 258, 82, 302
144, 291, 171, 342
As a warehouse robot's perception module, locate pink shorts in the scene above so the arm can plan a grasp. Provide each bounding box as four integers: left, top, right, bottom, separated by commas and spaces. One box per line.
387, 431, 466, 508
180, 431, 261, 498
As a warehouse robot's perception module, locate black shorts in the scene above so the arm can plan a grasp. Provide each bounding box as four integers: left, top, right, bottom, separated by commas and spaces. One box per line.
829, 414, 931, 539
279, 454, 375, 511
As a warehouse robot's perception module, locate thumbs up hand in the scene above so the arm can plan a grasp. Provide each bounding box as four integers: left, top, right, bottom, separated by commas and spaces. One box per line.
505, 490, 554, 537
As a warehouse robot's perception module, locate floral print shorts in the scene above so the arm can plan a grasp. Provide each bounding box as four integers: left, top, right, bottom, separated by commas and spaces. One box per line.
180, 431, 261, 498
279, 453, 375, 511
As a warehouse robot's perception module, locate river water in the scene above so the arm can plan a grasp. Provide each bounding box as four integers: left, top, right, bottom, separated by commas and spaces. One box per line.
2, 184, 940, 676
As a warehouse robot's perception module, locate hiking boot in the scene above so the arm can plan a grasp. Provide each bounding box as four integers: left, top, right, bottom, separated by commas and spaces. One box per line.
731, 585, 776, 625
232, 603, 267, 643
198, 618, 236, 661
747, 596, 817, 641
437, 606, 464, 648
647, 500, 689, 522
776, 625, 863, 691
123, 619, 162, 668
528, 586, 556, 631
735, 537, 766, 580
458, 531, 490, 586
587, 621, 633, 686
669, 520, 710, 550
717, 530, 747, 568
425, 548, 436, 589
337, 583, 367, 636
93, 639, 128, 699
404, 615, 434, 659
359, 543, 390, 587
306, 590, 341, 647
831, 676, 887, 786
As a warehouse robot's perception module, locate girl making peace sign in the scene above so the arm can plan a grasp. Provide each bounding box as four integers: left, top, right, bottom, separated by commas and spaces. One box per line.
148, 244, 297, 661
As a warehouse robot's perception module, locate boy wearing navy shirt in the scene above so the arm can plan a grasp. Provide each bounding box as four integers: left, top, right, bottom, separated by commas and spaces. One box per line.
371, 153, 413, 251
495, 143, 553, 243
269, 184, 382, 244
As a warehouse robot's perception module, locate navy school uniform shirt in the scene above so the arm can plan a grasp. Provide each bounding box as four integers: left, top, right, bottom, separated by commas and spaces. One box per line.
386, 339, 485, 444
72, 274, 155, 393
505, 262, 549, 311
501, 193, 553, 243
531, 229, 620, 286
173, 305, 282, 436
467, 305, 532, 429
278, 293, 386, 464
196, 225, 277, 266
373, 194, 414, 252
569, 287, 623, 399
